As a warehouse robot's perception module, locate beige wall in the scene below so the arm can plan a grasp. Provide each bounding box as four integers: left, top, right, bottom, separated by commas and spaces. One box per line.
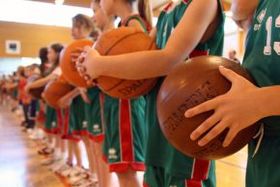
0, 21, 73, 58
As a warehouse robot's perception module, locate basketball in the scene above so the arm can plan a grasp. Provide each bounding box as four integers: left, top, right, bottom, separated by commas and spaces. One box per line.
60, 39, 94, 88
27, 74, 44, 99
43, 75, 75, 109
29, 86, 45, 100
94, 27, 158, 99
157, 56, 260, 160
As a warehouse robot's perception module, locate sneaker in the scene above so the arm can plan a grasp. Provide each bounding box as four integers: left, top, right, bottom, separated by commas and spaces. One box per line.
61, 166, 75, 177
28, 131, 38, 140
41, 156, 61, 166
38, 147, 54, 156
37, 138, 48, 147
56, 163, 72, 174
49, 160, 65, 172
29, 129, 45, 140
37, 129, 45, 139
71, 177, 90, 186
73, 177, 98, 187
68, 166, 86, 178
69, 169, 89, 184
41, 157, 57, 166
82, 181, 99, 187
72, 178, 90, 187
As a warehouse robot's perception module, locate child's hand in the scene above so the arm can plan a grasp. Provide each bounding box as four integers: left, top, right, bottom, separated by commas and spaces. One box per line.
78, 87, 91, 104
58, 97, 71, 109
76, 46, 100, 86
185, 66, 262, 147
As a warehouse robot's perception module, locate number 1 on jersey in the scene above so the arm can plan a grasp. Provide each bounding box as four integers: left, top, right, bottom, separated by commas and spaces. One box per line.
264, 16, 272, 55
264, 15, 280, 56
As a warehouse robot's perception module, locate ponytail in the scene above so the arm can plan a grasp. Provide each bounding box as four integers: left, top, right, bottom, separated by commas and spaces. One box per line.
138, 0, 153, 27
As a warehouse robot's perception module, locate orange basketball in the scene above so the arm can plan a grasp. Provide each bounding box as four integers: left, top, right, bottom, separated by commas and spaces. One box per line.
60, 39, 94, 88
94, 27, 158, 99
43, 75, 75, 109
29, 86, 45, 100
157, 56, 260, 160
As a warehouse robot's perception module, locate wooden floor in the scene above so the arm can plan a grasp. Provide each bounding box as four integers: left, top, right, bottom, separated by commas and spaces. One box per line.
0, 106, 67, 187
0, 105, 247, 187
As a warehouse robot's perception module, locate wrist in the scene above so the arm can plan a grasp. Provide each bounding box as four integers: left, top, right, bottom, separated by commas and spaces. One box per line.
90, 56, 104, 78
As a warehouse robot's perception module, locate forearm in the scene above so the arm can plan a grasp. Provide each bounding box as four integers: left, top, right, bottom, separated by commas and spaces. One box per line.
28, 74, 56, 89
95, 49, 178, 80
86, 0, 216, 80
231, 0, 258, 21
59, 88, 80, 103
257, 86, 280, 117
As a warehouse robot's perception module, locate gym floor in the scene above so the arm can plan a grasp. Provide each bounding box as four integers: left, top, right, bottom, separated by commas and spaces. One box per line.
0, 105, 246, 187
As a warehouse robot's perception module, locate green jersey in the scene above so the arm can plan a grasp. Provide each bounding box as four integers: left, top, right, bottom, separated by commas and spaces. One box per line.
145, 0, 224, 178
243, 0, 280, 134
243, 1, 280, 187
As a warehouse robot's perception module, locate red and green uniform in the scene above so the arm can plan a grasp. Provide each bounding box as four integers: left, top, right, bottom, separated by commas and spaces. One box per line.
144, 1, 224, 187
69, 95, 87, 136
84, 87, 105, 142
44, 105, 59, 134
102, 15, 149, 173
242, 0, 280, 186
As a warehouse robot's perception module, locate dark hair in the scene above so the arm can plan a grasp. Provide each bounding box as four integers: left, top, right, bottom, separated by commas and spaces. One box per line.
39, 47, 48, 75
39, 47, 48, 63
17, 66, 25, 77
72, 14, 94, 32
137, 0, 152, 27
90, 30, 100, 41
49, 43, 64, 71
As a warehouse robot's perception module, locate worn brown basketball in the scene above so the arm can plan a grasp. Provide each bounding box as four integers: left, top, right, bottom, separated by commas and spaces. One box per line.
43, 75, 74, 109
157, 56, 260, 160
94, 27, 158, 99
28, 74, 45, 99
60, 39, 94, 88
29, 86, 45, 100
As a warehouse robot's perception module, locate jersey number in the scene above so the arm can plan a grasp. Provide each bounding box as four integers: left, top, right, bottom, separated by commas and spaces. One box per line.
264, 15, 280, 56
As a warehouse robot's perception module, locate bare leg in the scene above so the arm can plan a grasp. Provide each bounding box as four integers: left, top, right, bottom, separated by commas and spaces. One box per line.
73, 141, 82, 167
117, 169, 141, 187
81, 136, 96, 173
92, 141, 113, 187
67, 140, 74, 165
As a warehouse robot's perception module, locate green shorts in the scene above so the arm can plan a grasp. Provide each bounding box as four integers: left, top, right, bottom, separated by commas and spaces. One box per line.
44, 105, 59, 134
60, 107, 80, 142
144, 162, 216, 187
246, 127, 280, 187
70, 96, 87, 136
84, 88, 105, 142
102, 96, 147, 173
